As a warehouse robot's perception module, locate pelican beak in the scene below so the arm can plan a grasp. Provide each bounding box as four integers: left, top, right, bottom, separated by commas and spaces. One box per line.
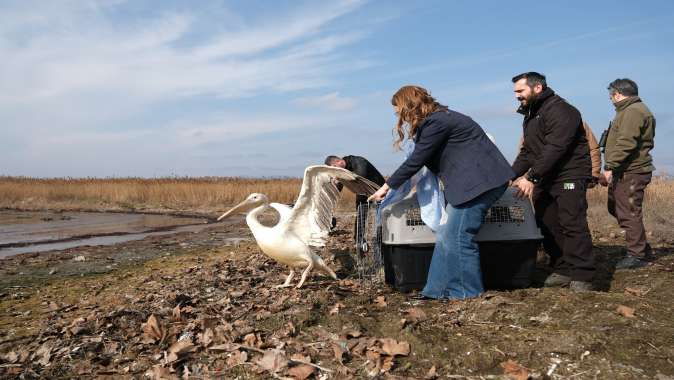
217, 199, 256, 221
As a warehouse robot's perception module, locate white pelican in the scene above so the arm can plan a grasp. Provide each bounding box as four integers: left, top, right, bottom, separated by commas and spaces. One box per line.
217, 165, 379, 288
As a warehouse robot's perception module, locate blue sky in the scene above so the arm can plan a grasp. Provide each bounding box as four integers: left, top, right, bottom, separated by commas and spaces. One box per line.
2, 0, 673, 178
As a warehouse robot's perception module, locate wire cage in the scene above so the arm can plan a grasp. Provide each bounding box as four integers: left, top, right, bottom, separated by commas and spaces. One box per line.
354, 201, 385, 284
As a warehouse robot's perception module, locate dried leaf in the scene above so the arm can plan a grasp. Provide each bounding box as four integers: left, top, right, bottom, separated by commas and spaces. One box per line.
3, 351, 18, 364
243, 333, 257, 347
142, 314, 165, 344
287, 364, 316, 380
172, 305, 182, 321
34, 341, 53, 366
149, 365, 177, 380
198, 328, 214, 347
624, 287, 648, 297
374, 296, 387, 308
365, 349, 382, 375
341, 329, 362, 339
425, 365, 437, 379
226, 350, 248, 368
616, 305, 636, 318
166, 339, 197, 364
208, 343, 237, 352
500, 359, 529, 380
329, 302, 345, 315
256, 350, 288, 374
381, 356, 394, 372
379, 338, 410, 357
332, 341, 349, 364
406, 307, 428, 323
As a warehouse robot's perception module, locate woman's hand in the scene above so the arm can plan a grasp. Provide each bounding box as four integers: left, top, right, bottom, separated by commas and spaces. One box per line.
368, 183, 390, 202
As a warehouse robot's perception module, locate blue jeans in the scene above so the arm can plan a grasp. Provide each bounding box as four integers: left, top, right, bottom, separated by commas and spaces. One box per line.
422, 185, 507, 300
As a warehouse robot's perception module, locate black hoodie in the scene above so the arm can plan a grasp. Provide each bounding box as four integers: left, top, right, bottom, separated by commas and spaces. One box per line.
511, 87, 591, 184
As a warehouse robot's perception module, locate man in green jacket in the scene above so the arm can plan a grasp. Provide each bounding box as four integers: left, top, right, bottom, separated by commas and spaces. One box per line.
601, 78, 656, 269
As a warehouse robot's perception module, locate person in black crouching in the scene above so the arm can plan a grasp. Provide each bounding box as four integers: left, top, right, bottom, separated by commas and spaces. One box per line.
324, 155, 385, 245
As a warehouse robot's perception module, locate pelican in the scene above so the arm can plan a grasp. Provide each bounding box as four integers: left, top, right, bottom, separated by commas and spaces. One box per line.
217, 165, 379, 288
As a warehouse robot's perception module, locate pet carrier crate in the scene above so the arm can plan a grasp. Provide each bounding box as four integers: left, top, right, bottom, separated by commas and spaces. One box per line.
372, 187, 543, 292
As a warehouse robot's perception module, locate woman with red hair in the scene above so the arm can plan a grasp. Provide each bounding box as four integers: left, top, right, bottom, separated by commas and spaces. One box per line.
369, 85, 513, 300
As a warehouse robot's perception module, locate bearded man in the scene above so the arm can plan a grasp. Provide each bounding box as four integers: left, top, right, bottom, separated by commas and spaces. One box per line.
510, 72, 596, 291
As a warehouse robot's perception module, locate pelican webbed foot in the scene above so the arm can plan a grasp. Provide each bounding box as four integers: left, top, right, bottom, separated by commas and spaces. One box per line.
275, 270, 295, 288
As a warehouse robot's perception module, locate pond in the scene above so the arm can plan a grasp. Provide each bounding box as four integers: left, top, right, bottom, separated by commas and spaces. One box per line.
0, 210, 221, 258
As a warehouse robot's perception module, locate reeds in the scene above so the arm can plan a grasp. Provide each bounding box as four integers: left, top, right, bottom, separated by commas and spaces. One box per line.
0, 176, 357, 214
0, 176, 671, 240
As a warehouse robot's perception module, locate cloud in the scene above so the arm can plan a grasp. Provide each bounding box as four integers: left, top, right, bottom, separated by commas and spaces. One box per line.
292, 92, 357, 111
0, 0, 377, 176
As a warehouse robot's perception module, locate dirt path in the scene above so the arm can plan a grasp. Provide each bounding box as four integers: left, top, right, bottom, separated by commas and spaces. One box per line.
0, 214, 673, 379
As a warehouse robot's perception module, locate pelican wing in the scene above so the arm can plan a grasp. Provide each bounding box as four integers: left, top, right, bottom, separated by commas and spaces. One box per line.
269, 202, 293, 224
283, 165, 380, 248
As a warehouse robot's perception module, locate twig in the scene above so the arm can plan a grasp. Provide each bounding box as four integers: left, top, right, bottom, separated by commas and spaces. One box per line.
493, 346, 506, 356
647, 342, 660, 351
568, 369, 591, 378
289, 358, 333, 373
234, 344, 265, 354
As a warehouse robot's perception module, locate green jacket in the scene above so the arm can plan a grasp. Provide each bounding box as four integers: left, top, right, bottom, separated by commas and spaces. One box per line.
604, 96, 655, 174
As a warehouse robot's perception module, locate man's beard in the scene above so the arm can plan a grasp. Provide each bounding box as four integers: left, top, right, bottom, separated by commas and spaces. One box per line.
519, 92, 538, 109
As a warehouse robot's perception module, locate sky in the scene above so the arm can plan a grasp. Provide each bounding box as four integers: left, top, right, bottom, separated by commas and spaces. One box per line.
2, 0, 673, 178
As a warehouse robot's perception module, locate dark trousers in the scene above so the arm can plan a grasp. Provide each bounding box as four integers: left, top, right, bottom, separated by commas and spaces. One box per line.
608, 171, 652, 258
533, 179, 595, 281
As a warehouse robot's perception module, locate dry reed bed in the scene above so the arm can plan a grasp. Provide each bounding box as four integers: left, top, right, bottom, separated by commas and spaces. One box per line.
0, 177, 671, 238
586, 177, 672, 240
0, 176, 357, 214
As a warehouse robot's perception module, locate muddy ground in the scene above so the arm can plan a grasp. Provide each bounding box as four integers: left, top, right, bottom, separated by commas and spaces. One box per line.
0, 212, 673, 379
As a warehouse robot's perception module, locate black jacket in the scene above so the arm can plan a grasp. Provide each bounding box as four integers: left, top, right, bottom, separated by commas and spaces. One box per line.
511, 88, 591, 184
342, 155, 385, 204
343, 155, 386, 186
387, 110, 514, 206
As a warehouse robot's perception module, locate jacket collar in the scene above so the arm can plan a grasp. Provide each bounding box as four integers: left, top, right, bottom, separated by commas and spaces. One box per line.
614, 96, 641, 112
517, 87, 555, 116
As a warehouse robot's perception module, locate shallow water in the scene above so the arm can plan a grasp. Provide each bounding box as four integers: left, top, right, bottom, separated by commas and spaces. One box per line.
0, 210, 217, 258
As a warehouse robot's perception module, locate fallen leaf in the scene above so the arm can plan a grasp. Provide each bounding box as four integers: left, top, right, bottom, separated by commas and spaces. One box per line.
208, 343, 237, 352
3, 351, 18, 364
149, 365, 177, 380
172, 305, 182, 321
332, 341, 349, 364
166, 339, 197, 364
329, 302, 345, 315
226, 350, 248, 368
374, 296, 387, 308
198, 328, 214, 347
34, 341, 53, 366
616, 305, 636, 318
624, 287, 648, 297
365, 349, 382, 375
142, 314, 165, 344
257, 350, 288, 374
243, 333, 257, 347
287, 364, 316, 380
500, 359, 529, 380
425, 365, 437, 379
379, 338, 410, 357
341, 329, 362, 339
406, 307, 428, 323
381, 356, 395, 372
